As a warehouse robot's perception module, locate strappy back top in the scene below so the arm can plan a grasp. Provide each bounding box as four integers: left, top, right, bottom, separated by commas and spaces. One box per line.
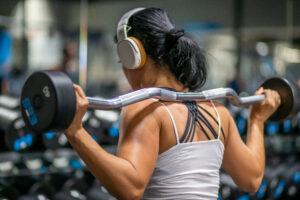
143, 100, 225, 200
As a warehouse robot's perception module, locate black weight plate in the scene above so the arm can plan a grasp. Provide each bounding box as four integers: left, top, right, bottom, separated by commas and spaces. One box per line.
21, 72, 58, 132
46, 71, 76, 131
261, 77, 295, 121
21, 71, 76, 132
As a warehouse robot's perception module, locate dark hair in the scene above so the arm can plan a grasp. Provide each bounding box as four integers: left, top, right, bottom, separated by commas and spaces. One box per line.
120, 7, 207, 91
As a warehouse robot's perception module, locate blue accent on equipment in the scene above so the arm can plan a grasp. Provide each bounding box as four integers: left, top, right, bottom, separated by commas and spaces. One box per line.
266, 122, 279, 135
13, 134, 33, 151
273, 180, 285, 199
256, 179, 267, 199
44, 131, 56, 140
236, 194, 250, 200
21, 97, 38, 126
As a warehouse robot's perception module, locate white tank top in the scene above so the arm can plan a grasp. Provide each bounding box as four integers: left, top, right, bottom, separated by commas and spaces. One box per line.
143, 101, 225, 200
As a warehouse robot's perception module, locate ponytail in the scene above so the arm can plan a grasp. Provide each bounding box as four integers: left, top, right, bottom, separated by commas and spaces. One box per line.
164, 32, 207, 91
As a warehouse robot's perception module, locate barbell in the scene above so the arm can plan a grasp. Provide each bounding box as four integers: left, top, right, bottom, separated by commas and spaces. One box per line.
20, 71, 298, 133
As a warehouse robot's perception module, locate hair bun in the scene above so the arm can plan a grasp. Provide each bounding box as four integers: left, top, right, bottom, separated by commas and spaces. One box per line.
165, 29, 185, 52
169, 29, 185, 40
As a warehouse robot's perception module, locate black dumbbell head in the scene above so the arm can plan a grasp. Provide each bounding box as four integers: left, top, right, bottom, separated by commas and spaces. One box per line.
5, 117, 36, 152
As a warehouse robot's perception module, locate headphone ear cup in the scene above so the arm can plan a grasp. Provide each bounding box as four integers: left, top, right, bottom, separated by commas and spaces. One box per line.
129, 37, 147, 68
117, 37, 146, 69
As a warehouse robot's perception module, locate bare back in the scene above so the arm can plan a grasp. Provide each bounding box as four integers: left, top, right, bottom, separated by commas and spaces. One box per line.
156, 100, 229, 154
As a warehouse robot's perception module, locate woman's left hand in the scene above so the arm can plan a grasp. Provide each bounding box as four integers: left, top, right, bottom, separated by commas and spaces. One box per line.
66, 84, 89, 136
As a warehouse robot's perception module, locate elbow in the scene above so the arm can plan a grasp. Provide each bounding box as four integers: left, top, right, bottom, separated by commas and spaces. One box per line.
243, 168, 264, 194
245, 177, 262, 194
238, 166, 264, 193
115, 188, 144, 200
113, 180, 146, 200
128, 189, 144, 200
245, 160, 264, 193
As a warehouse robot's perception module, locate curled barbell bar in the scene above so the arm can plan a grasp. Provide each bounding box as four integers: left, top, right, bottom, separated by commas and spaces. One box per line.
20, 71, 298, 133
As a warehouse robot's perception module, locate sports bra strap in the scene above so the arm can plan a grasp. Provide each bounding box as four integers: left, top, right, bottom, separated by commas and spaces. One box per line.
149, 99, 180, 144
149, 98, 221, 142
210, 100, 222, 139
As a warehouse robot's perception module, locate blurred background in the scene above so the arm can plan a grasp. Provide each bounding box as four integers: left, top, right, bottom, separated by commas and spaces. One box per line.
0, 0, 299, 199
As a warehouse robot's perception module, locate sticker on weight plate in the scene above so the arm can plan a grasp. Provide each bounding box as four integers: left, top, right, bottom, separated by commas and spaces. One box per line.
43, 86, 50, 98
21, 98, 38, 126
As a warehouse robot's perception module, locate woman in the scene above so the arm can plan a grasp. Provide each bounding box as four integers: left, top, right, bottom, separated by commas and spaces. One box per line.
66, 8, 281, 199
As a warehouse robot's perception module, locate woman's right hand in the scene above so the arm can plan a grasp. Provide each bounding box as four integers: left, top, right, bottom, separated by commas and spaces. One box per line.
249, 87, 281, 123
66, 85, 89, 137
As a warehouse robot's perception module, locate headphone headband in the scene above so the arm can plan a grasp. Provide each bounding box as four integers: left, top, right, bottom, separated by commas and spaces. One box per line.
117, 7, 145, 41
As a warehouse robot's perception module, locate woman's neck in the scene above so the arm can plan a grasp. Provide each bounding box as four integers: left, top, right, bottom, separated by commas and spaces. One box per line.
152, 70, 188, 92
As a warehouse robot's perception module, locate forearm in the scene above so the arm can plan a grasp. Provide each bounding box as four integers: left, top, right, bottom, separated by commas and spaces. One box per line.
246, 118, 265, 178
66, 128, 141, 199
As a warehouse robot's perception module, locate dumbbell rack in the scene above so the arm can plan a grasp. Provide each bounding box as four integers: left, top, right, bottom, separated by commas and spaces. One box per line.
219, 107, 300, 199
0, 146, 117, 199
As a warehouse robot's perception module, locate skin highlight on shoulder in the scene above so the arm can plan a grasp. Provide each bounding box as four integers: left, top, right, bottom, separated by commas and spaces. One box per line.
120, 99, 163, 133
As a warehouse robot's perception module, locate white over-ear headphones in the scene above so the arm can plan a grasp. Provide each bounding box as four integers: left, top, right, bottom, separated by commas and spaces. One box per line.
117, 8, 147, 69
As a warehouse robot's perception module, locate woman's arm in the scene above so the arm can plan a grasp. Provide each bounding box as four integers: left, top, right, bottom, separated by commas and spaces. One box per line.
222, 88, 281, 193
66, 85, 160, 200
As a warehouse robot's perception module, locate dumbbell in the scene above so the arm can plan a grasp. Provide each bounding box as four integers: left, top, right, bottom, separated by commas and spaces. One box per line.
81, 111, 104, 144
265, 121, 280, 136
286, 171, 300, 199
0, 95, 19, 110
270, 159, 300, 200
86, 181, 117, 200
53, 171, 94, 200
0, 106, 69, 152
20, 71, 298, 133
13, 151, 78, 198
234, 109, 248, 136
0, 107, 36, 152
280, 119, 294, 134
255, 178, 269, 199
0, 152, 21, 177
269, 173, 300, 200
42, 130, 69, 150
18, 180, 56, 200
0, 181, 20, 200
219, 173, 241, 199
10, 175, 40, 197
92, 110, 120, 145
266, 160, 297, 200
41, 112, 96, 149
0, 153, 22, 199
44, 148, 79, 173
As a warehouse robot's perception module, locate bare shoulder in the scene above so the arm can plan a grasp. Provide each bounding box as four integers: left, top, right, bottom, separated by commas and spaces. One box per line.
199, 101, 232, 119
120, 99, 163, 128
213, 101, 233, 118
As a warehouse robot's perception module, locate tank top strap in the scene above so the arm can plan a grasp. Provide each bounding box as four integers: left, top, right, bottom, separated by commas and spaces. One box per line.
209, 100, 222, 139
150, 98, 180, 144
